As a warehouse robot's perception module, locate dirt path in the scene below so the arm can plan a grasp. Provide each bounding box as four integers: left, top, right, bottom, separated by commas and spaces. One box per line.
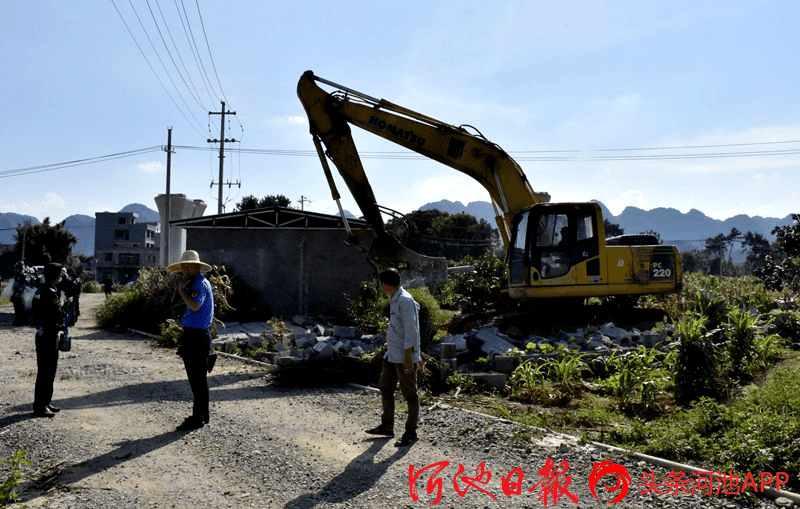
0, 293, 790, 508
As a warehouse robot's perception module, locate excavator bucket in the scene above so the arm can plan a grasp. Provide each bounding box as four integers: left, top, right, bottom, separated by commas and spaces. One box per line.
367, 235, 448, 289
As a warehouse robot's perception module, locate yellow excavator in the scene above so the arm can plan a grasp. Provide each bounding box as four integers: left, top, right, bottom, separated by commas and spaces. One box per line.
297, 70, 681, 301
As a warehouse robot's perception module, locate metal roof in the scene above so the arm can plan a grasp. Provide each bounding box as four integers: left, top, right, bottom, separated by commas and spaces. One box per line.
170, 206, 368, 231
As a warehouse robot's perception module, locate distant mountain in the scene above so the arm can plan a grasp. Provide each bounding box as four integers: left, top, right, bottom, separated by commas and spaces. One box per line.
120, 203, 160, 223
421, 200, 496, 223
419, 199, 793, 261
63, 214, 95, 256
0, 212, 39, 245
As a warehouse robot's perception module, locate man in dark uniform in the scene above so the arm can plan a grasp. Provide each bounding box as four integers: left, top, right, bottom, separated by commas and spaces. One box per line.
31, 262, 65, 418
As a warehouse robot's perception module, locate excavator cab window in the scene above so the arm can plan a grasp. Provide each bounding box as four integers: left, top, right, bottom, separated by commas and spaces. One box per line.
535, 213, 571, 278
509, 211, 529, 285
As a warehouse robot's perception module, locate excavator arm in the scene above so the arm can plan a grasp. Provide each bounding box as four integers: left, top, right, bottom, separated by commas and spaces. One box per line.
297, 70, 541, 249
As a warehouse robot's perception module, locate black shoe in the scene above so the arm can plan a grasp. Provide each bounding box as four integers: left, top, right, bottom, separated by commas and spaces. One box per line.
207, 353, 218, 373
395, 430, 418, 447
176, 416, 204, 431
47, 404, 61, 413
33, 407, 56, 418
365, 425, 394, 437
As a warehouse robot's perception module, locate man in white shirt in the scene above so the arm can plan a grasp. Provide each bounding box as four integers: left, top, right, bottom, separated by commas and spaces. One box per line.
365, 268, 421, 447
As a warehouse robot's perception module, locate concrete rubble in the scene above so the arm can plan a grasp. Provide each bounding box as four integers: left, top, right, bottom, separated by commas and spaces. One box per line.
212, 316, 672, 390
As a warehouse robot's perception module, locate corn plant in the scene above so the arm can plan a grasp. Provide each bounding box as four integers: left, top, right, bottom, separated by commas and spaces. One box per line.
547, 347, 588, 390
600, 347, 670, 409
508, 358, 548, 396
673, 313, 718, 404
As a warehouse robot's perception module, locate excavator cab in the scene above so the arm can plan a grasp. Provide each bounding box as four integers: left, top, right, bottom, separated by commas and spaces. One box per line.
509, 202, 680, 300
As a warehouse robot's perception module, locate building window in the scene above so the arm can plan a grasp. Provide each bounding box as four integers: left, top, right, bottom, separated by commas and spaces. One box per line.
118, 217, 127, 225
114, 230, 130, 240
119, 254, 140, 266
104, 253, 113, 262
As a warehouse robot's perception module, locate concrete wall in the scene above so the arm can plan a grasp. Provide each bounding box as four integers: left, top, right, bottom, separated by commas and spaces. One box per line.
185, 228, 376, 319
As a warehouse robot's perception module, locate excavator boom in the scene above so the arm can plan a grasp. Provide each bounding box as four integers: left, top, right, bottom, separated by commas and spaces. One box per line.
298, 70, 540, 248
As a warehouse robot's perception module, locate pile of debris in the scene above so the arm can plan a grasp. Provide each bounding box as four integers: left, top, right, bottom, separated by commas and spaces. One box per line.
212, 315, 671, 389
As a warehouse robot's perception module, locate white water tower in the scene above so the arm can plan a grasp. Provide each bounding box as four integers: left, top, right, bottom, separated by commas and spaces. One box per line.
154, 194, 207, 266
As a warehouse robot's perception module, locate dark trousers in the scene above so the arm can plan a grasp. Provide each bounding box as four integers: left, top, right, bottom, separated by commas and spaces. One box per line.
34, 330, 59, 411
378, 360, 419, 432
180, 327, 211, 419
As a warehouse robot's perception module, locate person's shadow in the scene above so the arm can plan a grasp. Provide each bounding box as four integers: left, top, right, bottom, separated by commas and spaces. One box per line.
16, 431, 184, 503
284, 438, 411, 508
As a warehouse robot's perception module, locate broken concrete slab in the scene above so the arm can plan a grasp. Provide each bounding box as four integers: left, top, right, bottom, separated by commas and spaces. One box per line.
464, 372, 508, 390
333, 325, 362, 339
471, 326, 517, 360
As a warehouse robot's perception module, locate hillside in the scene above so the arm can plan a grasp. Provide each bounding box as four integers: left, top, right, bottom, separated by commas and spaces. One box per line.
421, 199, 793, 258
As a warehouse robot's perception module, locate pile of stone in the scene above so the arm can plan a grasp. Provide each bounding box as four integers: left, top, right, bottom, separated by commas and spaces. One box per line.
212, 315, 671, 390
426, 323, 670, 389
212, 316, 385, 366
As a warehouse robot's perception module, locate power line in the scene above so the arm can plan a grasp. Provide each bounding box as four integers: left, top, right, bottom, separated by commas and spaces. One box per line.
110, 0, 207, 137
4, 137, 800, 181
0, 146, 163, 179
193, 0, 227, 104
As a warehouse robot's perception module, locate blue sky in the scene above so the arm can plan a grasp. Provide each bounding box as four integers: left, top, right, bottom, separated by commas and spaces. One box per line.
1, 1, 799, 225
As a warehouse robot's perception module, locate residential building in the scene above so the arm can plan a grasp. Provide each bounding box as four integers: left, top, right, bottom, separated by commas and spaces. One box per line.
94, 211, 159, 283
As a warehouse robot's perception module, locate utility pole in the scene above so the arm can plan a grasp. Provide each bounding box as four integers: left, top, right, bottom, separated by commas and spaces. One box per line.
208, 101, 239, 214
164, 127, 174, 264
298, 195, 311, 211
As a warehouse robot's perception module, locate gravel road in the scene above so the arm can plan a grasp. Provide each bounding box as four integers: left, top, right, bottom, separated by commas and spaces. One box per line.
0, 293, 795, 508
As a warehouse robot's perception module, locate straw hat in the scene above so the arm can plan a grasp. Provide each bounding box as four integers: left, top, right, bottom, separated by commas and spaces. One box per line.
167, 250, 212, 273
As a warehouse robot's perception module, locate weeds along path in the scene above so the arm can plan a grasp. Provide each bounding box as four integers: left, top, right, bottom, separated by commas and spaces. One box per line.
0, 293, 791, 508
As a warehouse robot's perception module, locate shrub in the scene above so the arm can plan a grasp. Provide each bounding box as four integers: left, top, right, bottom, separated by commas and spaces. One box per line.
345, 280, 448, 350
82, 280, 102, 293
95, 266, 234, 336
408, 287, 448, 349
438, 254, 514, 315
344, 280, 389, 334
158, 319, 183, 348
0, 447, 30, 505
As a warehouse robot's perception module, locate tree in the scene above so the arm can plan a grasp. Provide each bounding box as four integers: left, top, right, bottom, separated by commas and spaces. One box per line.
681, 249, 710, 274
604, 220, 624, 238
14, 218, 76, 266
704, 233, 727, 275
386, 209, 496, 261
741, 231, 771, 272
755, 213, 800, 293
726, 227, 742, 266
234, 194, 293, 211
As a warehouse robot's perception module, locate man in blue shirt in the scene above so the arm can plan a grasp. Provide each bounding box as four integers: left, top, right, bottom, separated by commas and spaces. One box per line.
168, 250, 215, 431
365, 268, 421, 447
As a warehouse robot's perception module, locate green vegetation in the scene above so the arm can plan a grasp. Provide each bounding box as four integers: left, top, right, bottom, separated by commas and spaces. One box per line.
0, 447, 29, 506
82, 280, 102, 293
344, 280, 449, 349
95, 266, 234, 336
